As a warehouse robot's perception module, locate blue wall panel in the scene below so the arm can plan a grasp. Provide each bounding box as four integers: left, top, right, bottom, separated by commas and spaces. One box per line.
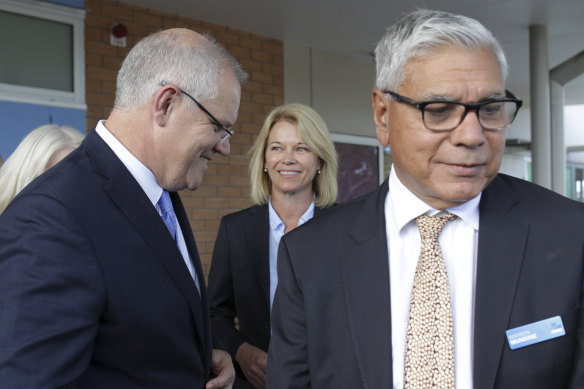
0, 101, 85, 162
44, 0, 84, 9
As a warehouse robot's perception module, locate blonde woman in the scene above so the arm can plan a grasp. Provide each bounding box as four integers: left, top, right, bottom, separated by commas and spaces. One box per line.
207, 103, 338, 389
0, 124, 84, 214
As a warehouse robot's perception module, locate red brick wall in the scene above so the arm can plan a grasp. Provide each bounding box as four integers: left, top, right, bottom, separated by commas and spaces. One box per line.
84, 0, 283, 279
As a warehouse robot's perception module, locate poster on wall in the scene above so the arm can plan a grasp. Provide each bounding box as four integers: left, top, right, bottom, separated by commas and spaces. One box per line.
334, 142, 380, 203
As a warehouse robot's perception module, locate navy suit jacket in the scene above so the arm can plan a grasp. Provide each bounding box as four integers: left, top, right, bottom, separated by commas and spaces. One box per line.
208, 205, 272, 361
267, 174, 584, 388
0, 130, 213, 388
207, 204, 324, 388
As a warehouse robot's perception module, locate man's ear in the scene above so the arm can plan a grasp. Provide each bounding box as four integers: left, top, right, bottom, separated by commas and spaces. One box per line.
372, 88, 391, 147
153, 85, 180, 126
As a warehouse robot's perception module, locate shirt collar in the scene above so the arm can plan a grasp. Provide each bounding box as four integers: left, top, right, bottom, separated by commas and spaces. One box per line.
388, 166, 480, 232
299, 201, 315, 224
268, 199, 284, 230
95, 120, 163, 207
268, 197, 315, 231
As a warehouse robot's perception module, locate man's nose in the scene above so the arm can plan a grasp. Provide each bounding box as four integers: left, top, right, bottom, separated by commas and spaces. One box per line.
450, 110, 486, 148
214, 137, 230, 156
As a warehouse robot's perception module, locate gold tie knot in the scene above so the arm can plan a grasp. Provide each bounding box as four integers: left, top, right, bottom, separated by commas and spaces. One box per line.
415, 212, 458, 241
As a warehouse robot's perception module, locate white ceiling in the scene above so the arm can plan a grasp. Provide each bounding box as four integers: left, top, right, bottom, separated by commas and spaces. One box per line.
124, 0, 584, 105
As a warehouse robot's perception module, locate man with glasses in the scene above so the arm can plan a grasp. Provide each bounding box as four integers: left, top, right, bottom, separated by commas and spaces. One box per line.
0, 28, 246, 388
267, 9, 584, 389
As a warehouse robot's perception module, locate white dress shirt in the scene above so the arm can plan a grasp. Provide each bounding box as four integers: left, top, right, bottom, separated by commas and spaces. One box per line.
386, 167, 480, 389
95, 121, 201, 294
268, 198, 315, 312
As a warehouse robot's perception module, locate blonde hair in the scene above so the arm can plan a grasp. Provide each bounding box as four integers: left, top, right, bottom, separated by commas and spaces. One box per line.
0, 125, 84, 214
249, 103, 338, 207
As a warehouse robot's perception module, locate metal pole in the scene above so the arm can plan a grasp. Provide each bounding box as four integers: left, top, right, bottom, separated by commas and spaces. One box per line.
550, 50, 584, 196
529, 25, 551, 189
550, 81, 565, 195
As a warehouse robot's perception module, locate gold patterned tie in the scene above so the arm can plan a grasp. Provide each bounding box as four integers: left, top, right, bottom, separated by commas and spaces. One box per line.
404, 212, 457, 389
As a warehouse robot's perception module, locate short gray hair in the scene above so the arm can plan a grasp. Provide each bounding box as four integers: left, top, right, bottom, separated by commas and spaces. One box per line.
115, 29, 247, 111
374, 9, 508, 92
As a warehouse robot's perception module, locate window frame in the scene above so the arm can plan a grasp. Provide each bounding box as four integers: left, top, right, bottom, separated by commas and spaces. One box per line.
0, 0, 85, 109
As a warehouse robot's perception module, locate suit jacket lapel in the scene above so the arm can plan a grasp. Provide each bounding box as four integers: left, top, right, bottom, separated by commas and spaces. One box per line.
173, 192, 211, 364
340, 182, 393, 388
473, 175, 529, 389
244, 205, 270, 305
84, 132, 209, 363
251, 204, 327, 307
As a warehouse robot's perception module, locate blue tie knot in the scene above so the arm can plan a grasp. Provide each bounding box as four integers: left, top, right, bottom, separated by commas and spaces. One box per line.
158, 190, 177, 241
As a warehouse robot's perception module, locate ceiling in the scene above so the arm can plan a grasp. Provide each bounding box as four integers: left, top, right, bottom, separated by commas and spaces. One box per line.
124, 0, 584, 106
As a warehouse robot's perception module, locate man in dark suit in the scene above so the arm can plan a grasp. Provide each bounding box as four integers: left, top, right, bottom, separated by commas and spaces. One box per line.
267, 9, 584, 389
0, 28, 246, 388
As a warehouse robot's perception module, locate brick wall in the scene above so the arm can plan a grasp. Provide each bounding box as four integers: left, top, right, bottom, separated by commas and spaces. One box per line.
85, 0, 283, 279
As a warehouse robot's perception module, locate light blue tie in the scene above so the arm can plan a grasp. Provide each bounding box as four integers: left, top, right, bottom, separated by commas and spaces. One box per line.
158, 190, 200, 294
158, 190, 177, 243
158, 190, 201, 296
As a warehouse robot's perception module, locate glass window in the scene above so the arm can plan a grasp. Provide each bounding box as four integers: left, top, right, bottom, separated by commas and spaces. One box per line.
0, 0, 85, 108
574, 167, 584, 202
0, 10, 73, 92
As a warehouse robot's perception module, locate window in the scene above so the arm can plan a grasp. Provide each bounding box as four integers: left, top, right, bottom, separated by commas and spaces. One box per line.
331, 133, 385, 203
0, 0, 85, 108
574, 167, 584, 202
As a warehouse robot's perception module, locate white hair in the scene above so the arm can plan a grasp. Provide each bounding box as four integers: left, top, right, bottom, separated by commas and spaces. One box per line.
0, 125, 84, 214
374, 9, 508, 92
114, 29, 247, 111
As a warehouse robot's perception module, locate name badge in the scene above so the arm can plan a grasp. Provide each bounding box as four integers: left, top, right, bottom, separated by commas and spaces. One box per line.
506, 316, 565, 350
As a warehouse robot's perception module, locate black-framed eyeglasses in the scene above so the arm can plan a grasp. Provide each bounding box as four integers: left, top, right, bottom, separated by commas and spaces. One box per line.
160, 81, 233, 143
383, 90, 523, 131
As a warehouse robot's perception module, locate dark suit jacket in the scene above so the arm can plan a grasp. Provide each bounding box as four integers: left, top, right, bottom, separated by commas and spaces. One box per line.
207, 204, 324, 387
267, 174, 584, 388
0, 130, 213, 388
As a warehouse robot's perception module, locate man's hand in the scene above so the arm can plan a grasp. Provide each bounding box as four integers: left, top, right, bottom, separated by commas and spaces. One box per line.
206, 349, 235, 389
235, 342, 267, 389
